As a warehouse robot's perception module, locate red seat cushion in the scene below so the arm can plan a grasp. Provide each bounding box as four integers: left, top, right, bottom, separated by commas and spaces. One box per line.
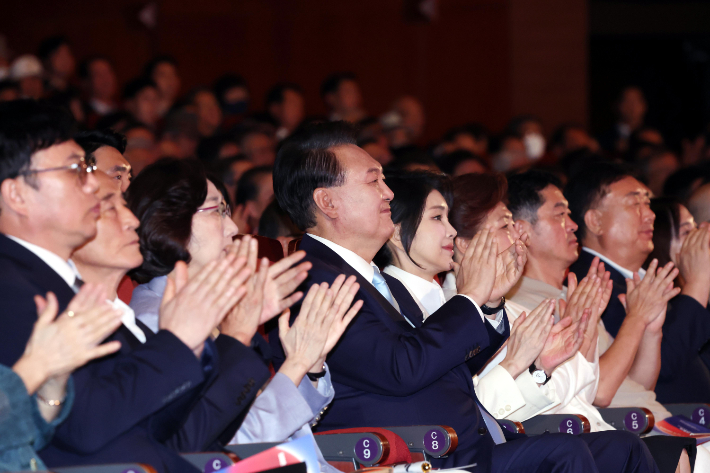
315, 427, 412, 465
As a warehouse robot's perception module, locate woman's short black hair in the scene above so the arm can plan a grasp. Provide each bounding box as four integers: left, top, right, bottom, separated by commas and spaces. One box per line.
126, 158, 208, 283
374, 170, 453, 268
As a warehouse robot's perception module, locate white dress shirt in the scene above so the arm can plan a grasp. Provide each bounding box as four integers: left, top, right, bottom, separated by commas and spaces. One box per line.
111, 297, 146, 343
382, 265, 445, 320
6, 235, 80, 288
581, 247, 646, 280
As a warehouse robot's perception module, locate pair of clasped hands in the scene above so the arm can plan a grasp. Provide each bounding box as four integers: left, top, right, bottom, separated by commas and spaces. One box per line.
452, 226, 680, 381
20, 235, 364, 400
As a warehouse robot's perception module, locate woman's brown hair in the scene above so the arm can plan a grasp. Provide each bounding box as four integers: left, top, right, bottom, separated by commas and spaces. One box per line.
450, 172, 508, 238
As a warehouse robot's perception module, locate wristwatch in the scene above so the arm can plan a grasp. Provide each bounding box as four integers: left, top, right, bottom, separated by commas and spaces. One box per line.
481, 296, 505, 315
529, 363, 551, 385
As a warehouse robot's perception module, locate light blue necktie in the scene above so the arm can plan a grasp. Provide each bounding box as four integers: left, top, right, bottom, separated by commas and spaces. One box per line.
372, 267, 397, 308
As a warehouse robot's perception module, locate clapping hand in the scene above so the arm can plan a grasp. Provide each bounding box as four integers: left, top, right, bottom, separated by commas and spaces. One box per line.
13, 285, 123, 395
454, 228, 498, 307
676, 226, 710, 306
618, 258, 680, 333
499, 299, 555, 379
159, 252, 252, 357
278, 275, 363, 385
489, 232, 528, 303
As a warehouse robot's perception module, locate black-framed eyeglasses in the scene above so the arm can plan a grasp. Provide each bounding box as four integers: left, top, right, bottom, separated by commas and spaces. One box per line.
197, 200, 232, 219
18, 156, 98, 185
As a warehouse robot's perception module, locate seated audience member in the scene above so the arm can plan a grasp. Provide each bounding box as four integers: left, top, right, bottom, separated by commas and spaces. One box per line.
688, 182, 710, 224
0, 100, 101, 364
122, 77, 160, 129
37, 35, 76, 95
380, 96, 426, 150
434, 123, 489, 158
74, 129, 132, 192
0, 101, 220, 471
268, 121, 658, 473
321, 72, 366, 123
186, 87, 223, 138
549, 123, 599, 159
197, 134, 241, 163
238, 125, 277, 165
266, 83, 305, 141
506, 115, 547, 162
208, 155, 253, 206
257, 200, 303, 255
389, 147, 440, 173
1, 286, 122, 472
159, 109, 201, 159
124, 158, 348, 471
638, 147, 679, 197
492, 132, 528, 172
213, 73, 250, 127
122, 123, 160, 174
9, 55, 44, 100
79, 56, 118, 127
646, 198, 710, 314
599, 86, 647, 156
438, 150, 490, 176
143, 55, 181, 118
42, 168, 265, 471
626, 127, 665, 164
376, 171, 587, 424
233, 165, 274, 235
567, 162, 710, 403
359, 137, 394, 166
506, 171, 697, 472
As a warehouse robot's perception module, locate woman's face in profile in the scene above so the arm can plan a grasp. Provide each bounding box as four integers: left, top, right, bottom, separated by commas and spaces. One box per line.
670, 204, 697, 264
187, 180, 239, 271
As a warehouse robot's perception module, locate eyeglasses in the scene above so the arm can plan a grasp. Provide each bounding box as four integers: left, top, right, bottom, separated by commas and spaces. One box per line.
197, 201, 232, 219
18, 156, 98, 185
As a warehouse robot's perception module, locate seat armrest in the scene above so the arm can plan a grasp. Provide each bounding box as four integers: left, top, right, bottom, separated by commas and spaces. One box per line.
224, 442, 282, 460
384, 425, 458, 459
664, 403, 710, 426
598, 407, 654, 435
522, 414, 590, 435
180, 452, 238, 472
498, 419, 525, 434
314, 431, 389, 467
53, 464, 157, 473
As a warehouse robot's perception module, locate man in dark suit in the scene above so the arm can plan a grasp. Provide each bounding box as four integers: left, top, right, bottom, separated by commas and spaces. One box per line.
0, 100, 269, 472
269, 121, 659, 473
567, 162, 710, 403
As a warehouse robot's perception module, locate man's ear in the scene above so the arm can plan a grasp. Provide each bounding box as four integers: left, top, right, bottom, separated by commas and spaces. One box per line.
584, 209, 603, 236
389, 224, 404, 249
0, 178, 29, 217
313, 188, 338, 219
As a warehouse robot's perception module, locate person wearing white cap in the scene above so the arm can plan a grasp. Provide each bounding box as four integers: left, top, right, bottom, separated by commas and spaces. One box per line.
10, 55, 44, 100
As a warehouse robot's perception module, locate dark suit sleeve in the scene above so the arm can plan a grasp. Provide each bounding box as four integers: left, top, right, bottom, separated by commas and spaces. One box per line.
465, 311, 510, 375
50, 330, 208, 454
0, 280, 48, 365
657, 295, 710, 382
165, 335, 271, 452
270, 268, 491, 397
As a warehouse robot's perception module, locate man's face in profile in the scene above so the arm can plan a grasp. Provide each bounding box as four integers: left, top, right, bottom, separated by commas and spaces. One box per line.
328, 144, 395, 245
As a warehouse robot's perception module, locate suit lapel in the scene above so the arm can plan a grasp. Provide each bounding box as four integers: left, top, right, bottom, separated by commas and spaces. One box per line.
0, 234, 75, 306
301, 235, 411, 327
